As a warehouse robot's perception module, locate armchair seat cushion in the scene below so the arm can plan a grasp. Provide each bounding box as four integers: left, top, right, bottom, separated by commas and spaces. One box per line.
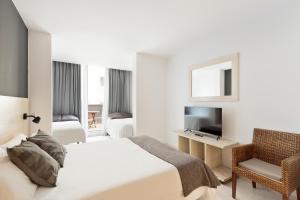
239, 158, 281, 181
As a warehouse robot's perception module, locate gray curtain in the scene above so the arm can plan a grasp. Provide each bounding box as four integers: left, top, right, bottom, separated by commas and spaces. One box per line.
108, 69, 132, 114
53, 61, 81, 121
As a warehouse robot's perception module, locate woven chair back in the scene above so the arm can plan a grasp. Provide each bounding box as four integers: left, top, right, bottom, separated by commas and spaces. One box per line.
253, 128, 300, 166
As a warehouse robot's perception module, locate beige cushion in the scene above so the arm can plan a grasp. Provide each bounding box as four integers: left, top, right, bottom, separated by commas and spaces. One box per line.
239, 158, 281, 181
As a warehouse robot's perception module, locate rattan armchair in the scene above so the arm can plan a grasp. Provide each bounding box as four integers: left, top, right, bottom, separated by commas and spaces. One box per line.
232, 128, 300, 200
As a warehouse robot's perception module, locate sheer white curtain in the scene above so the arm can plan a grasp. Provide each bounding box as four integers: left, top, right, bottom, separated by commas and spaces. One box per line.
102, 68, 109, 130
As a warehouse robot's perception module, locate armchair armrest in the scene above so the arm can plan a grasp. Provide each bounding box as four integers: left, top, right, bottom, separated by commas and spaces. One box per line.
281, 153, 300, 193
232, 144, 254, 167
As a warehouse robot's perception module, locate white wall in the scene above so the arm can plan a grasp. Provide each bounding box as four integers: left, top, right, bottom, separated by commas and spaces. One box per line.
135, 53, 167, 141
87, 65, 105, 105
132, 55, 137, 136
0, 96, 29, 142
28, 31, 52, 134
166, 4, 300, 147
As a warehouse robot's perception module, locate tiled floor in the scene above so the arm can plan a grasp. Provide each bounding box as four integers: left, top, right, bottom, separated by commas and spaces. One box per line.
215, 178, 297, 200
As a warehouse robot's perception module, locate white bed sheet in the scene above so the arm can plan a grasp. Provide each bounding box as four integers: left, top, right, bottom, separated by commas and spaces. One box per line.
52, 121, 86, 145
33, 139, 216, 200
105, 118, 133, 138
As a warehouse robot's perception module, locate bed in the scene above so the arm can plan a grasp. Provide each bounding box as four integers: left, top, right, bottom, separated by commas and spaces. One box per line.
33, 138, 217, 200
0, 100, 218, 200
105, 117, 134, 138
1, 134, 219, 200
52, 121, 86, 145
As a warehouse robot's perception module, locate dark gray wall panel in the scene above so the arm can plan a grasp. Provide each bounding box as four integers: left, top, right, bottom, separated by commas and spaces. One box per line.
224, 69, 232, 96
0, 0, 28, 97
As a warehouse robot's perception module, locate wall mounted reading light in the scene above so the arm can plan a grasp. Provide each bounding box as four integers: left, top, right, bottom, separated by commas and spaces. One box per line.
23, 113, 41, 124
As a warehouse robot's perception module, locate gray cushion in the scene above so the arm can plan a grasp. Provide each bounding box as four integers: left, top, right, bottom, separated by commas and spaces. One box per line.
7, 140, 60, 187
61, 115, 79, 121
108, 112, 132, 119
239, 158, 281, 181
27, 130, 67, 167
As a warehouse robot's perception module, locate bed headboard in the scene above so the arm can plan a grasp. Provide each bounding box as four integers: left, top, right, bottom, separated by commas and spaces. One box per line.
0, 95, 29, 144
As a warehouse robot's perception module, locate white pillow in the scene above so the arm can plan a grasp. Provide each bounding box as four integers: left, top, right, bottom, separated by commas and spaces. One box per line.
0, 134, 27, 149
0, 147, 37, 200
0, 147, 8, 162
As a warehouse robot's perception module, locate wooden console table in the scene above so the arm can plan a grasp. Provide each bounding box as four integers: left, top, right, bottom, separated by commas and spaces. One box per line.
175, 130, 238, 182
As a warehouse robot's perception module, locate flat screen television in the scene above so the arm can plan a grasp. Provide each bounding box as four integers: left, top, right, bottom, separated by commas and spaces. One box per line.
184, 106, 222, 139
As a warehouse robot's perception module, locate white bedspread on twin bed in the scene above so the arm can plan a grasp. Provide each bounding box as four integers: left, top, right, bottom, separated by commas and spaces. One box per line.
33, 139, 216, 200
52, 121, 86, 145
105, 118, 133, 138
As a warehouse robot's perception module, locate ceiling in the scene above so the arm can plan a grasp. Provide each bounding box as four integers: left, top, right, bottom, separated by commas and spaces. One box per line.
12, 0, 283, 67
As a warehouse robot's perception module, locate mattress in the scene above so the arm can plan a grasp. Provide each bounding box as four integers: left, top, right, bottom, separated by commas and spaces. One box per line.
33, 139, 216, 200
52, 121, 86, 145
105, 118, 133, 138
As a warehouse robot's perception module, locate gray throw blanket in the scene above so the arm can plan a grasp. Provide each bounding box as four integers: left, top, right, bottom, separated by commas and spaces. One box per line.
129, 136, 220, 197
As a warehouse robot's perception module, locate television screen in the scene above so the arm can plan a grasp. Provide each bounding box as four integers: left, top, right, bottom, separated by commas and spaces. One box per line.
184, 107, 222, 137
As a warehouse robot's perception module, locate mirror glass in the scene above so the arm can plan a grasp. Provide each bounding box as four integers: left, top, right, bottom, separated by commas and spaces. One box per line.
191, 61, 232, 98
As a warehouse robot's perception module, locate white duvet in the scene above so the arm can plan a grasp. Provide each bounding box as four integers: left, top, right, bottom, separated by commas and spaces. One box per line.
105, 118, 133, 138
52, 121, 86, 145
34, 139, 215, 200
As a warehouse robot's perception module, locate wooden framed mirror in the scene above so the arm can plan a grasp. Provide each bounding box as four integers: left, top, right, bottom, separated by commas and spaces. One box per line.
188, 53, 239, 101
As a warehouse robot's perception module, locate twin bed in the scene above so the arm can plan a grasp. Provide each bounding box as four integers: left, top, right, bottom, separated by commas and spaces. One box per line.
52, 121, 86, 144
105, 117, 133, 138
52, 113, 134, 145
